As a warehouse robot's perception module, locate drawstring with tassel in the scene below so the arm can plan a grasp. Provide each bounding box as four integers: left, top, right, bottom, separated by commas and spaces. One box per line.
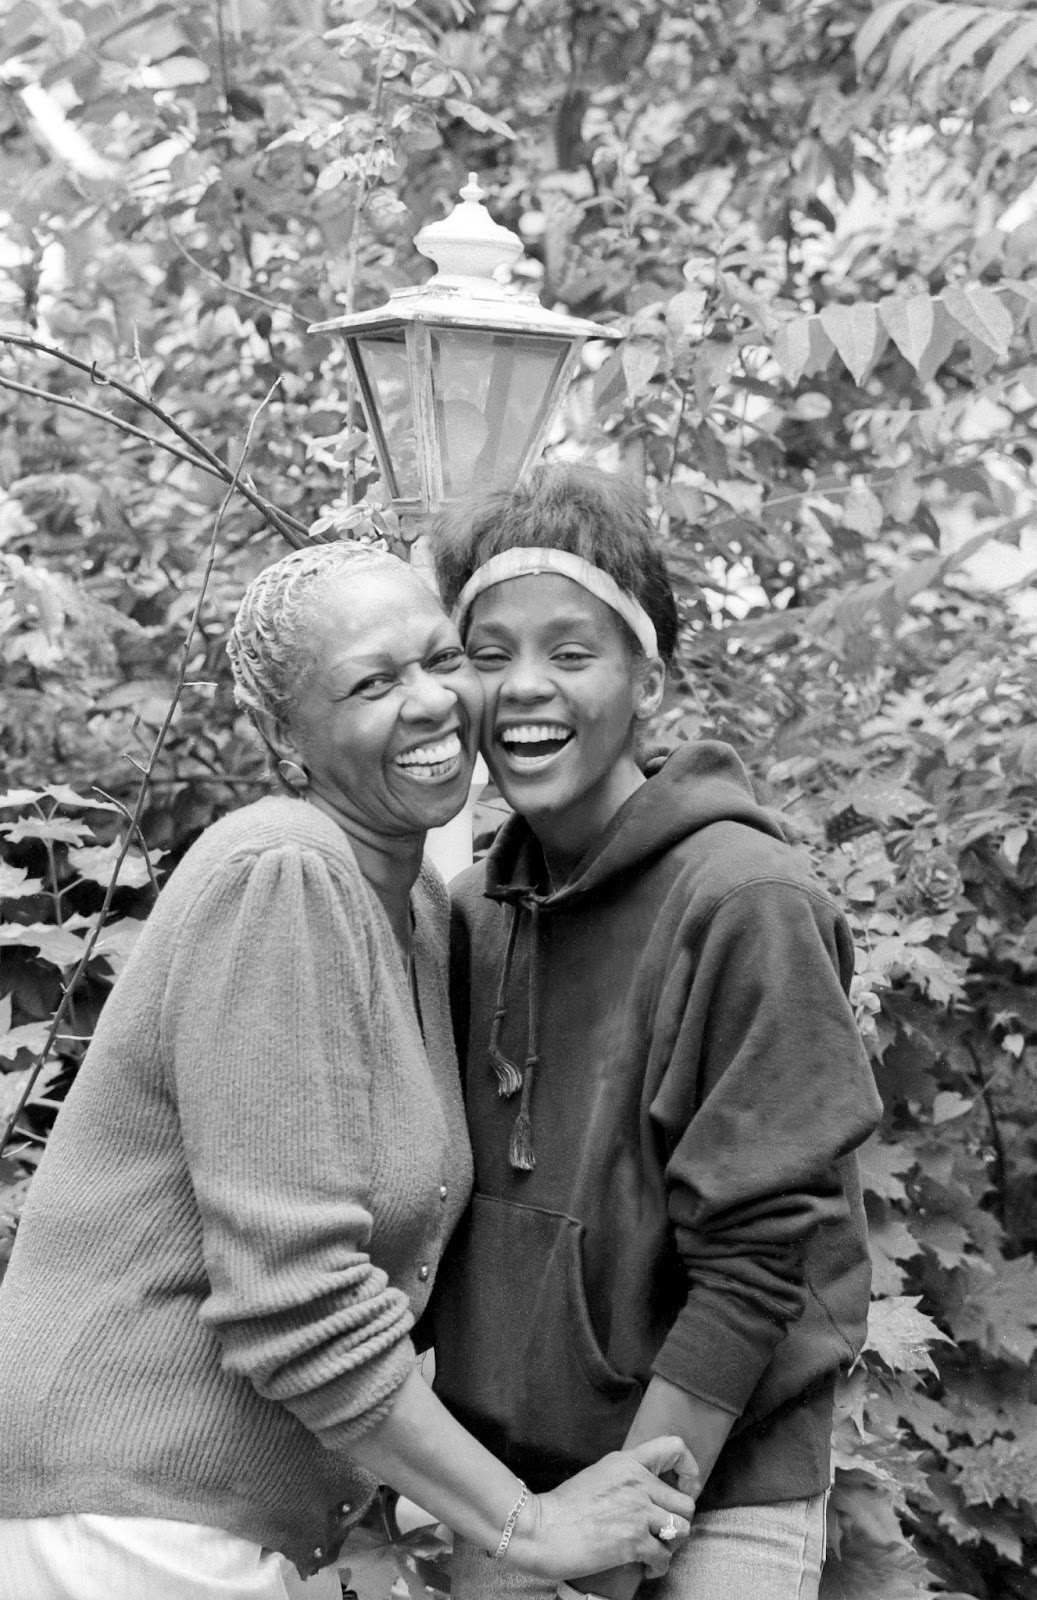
488, 906, 524, 1098
486, 897, 543, 1172
508, 900, 540, 1172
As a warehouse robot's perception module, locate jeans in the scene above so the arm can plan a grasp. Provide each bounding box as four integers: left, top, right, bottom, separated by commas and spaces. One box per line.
452, 1494, 828, 1600
0, 1514, 341, 1600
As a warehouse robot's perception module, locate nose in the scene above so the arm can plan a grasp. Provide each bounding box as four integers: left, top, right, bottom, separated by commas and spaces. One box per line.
400, 667, 458, 723
498, 652, 554, 705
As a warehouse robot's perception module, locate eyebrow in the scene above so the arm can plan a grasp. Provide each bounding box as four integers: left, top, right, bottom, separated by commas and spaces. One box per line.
324, 630, 458, 683
469, 611, 599, 636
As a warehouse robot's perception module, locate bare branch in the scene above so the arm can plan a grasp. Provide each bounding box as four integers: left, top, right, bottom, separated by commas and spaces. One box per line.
0, 380, 283, 1158
169, 231, 308, 325
0, 371, 218, 479
0, 331, 312, 548
91, 787, 162, 901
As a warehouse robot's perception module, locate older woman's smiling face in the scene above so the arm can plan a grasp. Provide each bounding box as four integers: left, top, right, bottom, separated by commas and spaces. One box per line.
281, 567, 482, 842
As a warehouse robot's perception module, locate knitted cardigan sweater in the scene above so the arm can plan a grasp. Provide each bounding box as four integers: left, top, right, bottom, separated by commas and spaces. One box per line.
0, 796, 473, 1577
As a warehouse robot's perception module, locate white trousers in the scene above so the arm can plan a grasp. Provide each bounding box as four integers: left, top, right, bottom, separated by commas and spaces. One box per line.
0, 1514, 342, 1600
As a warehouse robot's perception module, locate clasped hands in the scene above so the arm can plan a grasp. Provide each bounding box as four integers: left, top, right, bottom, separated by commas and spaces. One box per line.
505, 1435, 699, 1597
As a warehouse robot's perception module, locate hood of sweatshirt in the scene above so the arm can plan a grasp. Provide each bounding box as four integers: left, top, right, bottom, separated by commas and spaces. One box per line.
477, 741, 789, 1170
482, 739, 787, 910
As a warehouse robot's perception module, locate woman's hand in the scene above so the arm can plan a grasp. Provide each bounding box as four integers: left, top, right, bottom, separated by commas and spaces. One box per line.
507, 1436, 698, 1581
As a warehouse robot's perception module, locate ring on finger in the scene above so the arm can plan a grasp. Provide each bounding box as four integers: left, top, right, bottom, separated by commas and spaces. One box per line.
656, 1514, 680, 1543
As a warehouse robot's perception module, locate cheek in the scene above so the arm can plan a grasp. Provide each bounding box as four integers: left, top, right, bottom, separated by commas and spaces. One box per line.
453, 662, 485, 722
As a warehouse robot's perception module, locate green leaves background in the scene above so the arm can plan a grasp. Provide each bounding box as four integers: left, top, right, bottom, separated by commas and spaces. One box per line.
1, 1, 1037, 1595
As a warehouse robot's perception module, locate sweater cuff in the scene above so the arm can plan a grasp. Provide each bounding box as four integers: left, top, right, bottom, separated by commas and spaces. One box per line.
651, 1298, 785, 1418
293, 1335, 418, 1452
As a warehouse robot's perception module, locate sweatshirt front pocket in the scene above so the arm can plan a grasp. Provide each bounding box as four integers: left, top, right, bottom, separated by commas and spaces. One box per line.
432, 1193, 642, 1488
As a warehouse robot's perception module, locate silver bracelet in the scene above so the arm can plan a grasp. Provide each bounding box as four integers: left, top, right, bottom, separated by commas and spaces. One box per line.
488, 1481, 528, 1560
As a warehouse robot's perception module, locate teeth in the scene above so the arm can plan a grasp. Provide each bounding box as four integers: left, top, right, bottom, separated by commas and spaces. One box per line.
395, 732, 461, 767
499, 724, 573, 745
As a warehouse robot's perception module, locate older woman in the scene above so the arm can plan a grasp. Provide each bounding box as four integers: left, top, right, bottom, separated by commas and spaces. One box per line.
0, 542, 696, 1600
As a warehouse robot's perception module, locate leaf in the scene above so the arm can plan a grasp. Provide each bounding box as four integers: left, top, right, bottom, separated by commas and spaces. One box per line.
0, 863, 44, 900
903, 6, 985, 81
791, 392, 832, 420
950, 1437, 1037, 1509
916, 298, 962, 382
842, 481, 884, 538
0, 922, 87, 969
772, 317, 814, 385
932, 1090, 974, 1124
621, 338, 662, 397
443, 100, 514, 138
67, 841, 154, 891
820, 303, 888, 386
92, 917, 146, 975
1002, 825, 1028, 867
953, 1258, 1037, 1365
978, 15, 1037, 102
139, 55, 210, 88
858, 1135, 916, 1202
940, 11, 1015, 80
0, 1014, 53, 1064
879, 293, 934, 373
865, 1295, 952, 1375
854, 0, 921, 70
39, 785, 119, 811
913, 1215, 972, 1270
941, 285, 1013, 362
665, 289, 708, 338
0, 817, 93, 847
0, 1060, 62, 1123
869, 1215, 923, 1295
409, 71, 455, 98
316, 157, 350, 192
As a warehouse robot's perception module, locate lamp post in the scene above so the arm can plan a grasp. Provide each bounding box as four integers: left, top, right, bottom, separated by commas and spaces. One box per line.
309, 173, 619, 521
310, 175, 620, 877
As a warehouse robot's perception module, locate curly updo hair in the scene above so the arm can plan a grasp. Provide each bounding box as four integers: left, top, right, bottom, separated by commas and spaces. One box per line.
431, 462, 680, 664
226, 540, 412, 736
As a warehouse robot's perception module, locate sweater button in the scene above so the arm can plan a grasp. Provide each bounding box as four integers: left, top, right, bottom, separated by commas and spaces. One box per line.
439, 1185, 448, 1200
338, 1502, 352, 1517
418, 1264, 429, 1281
312, 1547, 324, 1563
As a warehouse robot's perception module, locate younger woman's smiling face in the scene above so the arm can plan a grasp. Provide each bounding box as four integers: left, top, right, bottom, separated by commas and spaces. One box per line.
465, 573, 664, 863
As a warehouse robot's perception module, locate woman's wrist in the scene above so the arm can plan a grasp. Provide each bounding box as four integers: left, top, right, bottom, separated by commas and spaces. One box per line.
502, 1488, 543, 1570
487, 1481, 530, 1560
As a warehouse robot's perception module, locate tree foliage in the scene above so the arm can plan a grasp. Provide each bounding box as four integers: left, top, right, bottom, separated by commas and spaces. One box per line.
1, 2, 1036, 1596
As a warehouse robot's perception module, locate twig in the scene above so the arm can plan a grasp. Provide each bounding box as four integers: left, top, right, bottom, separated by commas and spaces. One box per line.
132, 324, 154, 402
141, 775, 267, 789
0, 371, 217, 478
91, 787, 162, 901
169, 231, 308, 324
0, 331, 311, 547
964, 1037, 1008, 1228
0, 380, 282, 1159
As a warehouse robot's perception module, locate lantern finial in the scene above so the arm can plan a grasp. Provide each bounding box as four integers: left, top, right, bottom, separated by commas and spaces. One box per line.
414, 175, 524, 284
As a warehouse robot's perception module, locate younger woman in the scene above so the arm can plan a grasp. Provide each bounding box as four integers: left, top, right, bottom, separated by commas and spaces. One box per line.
429, 466, 883, 1600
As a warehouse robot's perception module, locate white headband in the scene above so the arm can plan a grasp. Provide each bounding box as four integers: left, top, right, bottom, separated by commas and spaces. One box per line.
452, 547, 658, 658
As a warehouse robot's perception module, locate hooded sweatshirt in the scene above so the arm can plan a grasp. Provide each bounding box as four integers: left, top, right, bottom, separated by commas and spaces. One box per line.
430, 741, 882, 1510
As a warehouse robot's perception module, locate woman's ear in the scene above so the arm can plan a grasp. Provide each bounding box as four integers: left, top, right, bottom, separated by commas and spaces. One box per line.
634, 656, 666, 721
251, 707, 298, 766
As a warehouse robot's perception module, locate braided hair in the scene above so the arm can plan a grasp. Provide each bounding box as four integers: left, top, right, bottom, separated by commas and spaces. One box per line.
226, 541, 410, 741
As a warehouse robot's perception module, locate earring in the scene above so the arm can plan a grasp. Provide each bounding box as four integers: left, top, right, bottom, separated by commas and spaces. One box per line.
277, 758, 309, 792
